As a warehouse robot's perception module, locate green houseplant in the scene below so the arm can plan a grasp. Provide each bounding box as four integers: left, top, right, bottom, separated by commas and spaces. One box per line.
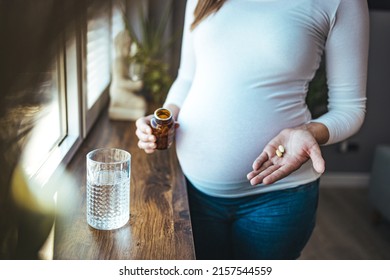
124, 3, 178, 106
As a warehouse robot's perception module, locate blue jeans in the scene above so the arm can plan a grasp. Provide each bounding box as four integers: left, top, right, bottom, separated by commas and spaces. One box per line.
186, 179, 319, 260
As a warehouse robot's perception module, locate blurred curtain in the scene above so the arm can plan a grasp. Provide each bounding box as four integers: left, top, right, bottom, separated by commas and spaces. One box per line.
125, 0, 187, 79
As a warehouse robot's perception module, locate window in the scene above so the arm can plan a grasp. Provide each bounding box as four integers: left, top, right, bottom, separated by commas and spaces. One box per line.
21, 0, 125, 185
111, 0, 126, 60
83, 0, 114, 134
86, 1, 111, 110
20, 45, 68, 182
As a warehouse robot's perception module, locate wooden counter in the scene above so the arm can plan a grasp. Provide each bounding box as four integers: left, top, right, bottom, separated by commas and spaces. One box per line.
53, 109, 195, 260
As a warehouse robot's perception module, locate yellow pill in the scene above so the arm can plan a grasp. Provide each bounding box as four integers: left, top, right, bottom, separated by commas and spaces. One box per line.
276, 149, 283, 158
278, 145, 285, 153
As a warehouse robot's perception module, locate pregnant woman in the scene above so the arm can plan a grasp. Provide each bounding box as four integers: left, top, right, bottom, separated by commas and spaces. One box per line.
135, 0, 369, 259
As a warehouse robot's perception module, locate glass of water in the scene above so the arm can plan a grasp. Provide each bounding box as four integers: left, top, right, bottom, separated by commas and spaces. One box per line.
86, 148, 131, 230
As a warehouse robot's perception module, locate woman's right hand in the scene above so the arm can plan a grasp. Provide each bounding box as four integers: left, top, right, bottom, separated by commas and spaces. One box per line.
135, 104, 180, 154
135, 115, 157, 154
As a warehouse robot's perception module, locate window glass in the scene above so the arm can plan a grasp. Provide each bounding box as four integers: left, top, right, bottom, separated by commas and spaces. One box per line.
86, 1, 111, 109
21, 56, 66, 178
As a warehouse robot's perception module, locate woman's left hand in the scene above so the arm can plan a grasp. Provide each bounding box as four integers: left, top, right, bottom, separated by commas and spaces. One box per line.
247, 127, 325, 185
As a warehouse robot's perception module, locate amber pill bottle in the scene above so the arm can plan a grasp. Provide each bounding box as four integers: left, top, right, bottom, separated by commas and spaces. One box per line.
150, 108, 175, 150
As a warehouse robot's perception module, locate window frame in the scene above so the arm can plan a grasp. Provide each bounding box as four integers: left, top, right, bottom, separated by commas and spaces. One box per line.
82, 0, 112, 136
25, 0, 121, 186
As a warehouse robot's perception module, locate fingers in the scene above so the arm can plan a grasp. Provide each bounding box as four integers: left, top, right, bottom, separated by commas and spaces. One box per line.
261, 164, 296, 185
247, 151, 276, 185
248, 164, 280, 185
247, 146, 301, 185
308, 144, 325, 174
247, 159, 273, 180
248, 126, 326, 186
135, 115, 157, 154
135, 115, 180, 154
251, 151, 268, 170
248, 161, 299, 186
135, 128, 155, 143
248, 148, 323, 186
135, 116, 153, 134
137, 137, 157, 153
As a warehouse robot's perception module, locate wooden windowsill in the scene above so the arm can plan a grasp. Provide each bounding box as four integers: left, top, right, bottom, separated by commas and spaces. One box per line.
53, 107, 195, 260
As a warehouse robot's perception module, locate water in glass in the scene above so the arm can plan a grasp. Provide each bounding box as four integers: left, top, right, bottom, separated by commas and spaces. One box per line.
87, 170, 130, 230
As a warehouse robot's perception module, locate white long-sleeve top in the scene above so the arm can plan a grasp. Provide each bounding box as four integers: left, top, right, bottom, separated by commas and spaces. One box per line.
164, 0, 369, 198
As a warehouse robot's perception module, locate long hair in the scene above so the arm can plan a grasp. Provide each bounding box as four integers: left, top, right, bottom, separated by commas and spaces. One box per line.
191, 0, 226, 30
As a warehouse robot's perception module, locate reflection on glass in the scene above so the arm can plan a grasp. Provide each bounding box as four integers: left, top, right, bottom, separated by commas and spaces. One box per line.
21, 58, 65, 178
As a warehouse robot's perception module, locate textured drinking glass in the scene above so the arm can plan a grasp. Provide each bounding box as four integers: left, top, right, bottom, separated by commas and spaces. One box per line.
86, 148, 131, 230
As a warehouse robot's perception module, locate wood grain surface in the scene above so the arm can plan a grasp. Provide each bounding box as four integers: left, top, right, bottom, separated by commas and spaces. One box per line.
53, 108, 195, 260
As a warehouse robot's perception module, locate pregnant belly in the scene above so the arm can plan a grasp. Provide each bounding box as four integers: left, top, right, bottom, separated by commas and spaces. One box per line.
175, 108, 282, 184
174, 86, 310, 184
